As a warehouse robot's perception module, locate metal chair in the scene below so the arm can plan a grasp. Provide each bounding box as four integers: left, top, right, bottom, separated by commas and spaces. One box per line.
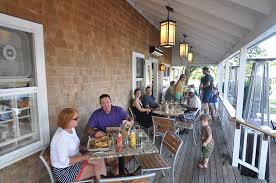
175, 109, 201, 145
136, 131, 183, 183
39, 145, 94, 183
99, 173, 156, 183
152, 116, 179, 144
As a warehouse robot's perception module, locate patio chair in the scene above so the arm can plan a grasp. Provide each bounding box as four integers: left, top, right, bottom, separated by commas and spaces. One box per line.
271, 120, 276, 143
175, 109, 201, 145
39, 145, 94, 183
136, 131, 183, 183
99, 173, 156, 183
152, 116, 179, 144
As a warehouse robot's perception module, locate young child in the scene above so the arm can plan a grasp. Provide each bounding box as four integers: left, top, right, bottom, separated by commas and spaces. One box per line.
198, 114, 214, 169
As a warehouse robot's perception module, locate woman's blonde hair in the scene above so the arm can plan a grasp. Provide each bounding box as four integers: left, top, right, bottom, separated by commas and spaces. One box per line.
57, 108, 78, 129
199, 114, 212, 124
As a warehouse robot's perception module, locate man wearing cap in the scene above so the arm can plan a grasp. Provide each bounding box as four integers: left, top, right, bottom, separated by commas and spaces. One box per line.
185, 88, 201, 113
199, 67, 214, 115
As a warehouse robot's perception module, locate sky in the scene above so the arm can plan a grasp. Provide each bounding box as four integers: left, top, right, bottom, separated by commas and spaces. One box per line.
258, 34, 276, 58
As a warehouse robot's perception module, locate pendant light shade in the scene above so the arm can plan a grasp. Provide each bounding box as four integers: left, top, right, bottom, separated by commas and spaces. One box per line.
160, 64, 165, 71
188, 47, 194, 63
160, 6, 176, 48
179, 34, 189, 58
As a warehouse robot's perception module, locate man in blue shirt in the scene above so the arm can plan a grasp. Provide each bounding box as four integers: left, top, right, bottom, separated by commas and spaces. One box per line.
142, 86, 159, 110
86, 94, 133, 137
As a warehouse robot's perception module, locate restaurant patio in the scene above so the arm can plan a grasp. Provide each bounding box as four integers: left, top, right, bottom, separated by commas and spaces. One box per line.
0, 0, 276, 183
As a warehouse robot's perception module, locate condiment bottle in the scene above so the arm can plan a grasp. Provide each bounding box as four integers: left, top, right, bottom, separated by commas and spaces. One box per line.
130, 130, 136, 148
116, 132, 123, 146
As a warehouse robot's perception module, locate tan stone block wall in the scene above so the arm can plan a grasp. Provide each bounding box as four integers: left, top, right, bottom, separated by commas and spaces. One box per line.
0, 0, 171, 182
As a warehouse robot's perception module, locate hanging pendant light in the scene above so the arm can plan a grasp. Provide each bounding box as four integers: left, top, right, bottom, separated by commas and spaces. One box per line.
179, 34, 189, 58
160, 6, 176, 48
188, 46, 194, 63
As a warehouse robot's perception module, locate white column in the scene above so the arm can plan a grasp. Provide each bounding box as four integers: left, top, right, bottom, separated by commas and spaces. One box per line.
223, 58, 230, 101
235, 47, 247, 120
217, 63, 223, 97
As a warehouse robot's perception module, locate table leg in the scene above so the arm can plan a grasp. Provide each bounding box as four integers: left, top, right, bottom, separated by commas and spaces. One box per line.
118, 157, 125, 175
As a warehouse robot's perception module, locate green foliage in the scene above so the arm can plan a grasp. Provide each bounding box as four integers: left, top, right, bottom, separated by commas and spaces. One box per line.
248, 46, 267, 58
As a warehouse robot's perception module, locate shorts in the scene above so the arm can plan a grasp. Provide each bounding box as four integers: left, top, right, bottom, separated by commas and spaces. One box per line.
202, 90, 213, 103
201, 142, 214, 159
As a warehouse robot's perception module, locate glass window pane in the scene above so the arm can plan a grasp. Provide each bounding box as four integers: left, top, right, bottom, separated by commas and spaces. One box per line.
0, 92, 40, 156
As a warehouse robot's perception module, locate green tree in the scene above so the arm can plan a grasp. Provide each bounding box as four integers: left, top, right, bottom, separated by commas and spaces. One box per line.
184, 66, 198, 84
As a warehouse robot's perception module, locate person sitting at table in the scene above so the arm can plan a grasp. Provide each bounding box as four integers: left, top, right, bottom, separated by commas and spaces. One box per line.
180, 88, 201, 122
164, 81, 176, 101
141, 86, 159, 110
86, 94, 134, 136
50, 108, 106, 183
132, 88, 153, 128
85, 94, 134, 176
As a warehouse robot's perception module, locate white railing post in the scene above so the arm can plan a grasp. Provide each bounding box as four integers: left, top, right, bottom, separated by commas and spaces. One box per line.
232, 123, 241, 167
236, 47, 246, 120
223, 58, 230, 101
258, 135, 269, 179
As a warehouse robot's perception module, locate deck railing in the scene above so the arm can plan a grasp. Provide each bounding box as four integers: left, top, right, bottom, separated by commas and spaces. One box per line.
230, 118, 276, 180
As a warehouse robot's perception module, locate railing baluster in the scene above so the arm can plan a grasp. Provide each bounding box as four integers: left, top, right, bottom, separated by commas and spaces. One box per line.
251, 131, 257, 167
258, 134, 269, 179
232, 123, 241, 167
242, 127, 248, 162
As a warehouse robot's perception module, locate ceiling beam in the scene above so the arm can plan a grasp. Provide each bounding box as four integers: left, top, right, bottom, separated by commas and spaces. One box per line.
173, 0, 257, 30
225, 0, 273, 15
141, 0, 248, 38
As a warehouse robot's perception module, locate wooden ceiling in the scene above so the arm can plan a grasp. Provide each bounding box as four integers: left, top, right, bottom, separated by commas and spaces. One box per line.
127, 0, 276, 65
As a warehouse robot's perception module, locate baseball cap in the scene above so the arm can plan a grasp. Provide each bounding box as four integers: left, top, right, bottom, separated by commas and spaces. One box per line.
202, 67, 209, 71
186, 88, 195, 93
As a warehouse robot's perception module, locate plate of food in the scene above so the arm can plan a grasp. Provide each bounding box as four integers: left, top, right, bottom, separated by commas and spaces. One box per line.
87, 136, 111, 151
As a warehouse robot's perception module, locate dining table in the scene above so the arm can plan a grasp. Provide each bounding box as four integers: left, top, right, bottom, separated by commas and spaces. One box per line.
88, 129, 159, 176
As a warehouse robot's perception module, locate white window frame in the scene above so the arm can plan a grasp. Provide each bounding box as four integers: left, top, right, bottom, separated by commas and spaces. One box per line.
0, 13, 49, 169
132, 51, 145, 94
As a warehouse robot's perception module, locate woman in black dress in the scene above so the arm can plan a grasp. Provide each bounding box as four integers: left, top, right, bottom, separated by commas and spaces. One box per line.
132, 88, 153, 128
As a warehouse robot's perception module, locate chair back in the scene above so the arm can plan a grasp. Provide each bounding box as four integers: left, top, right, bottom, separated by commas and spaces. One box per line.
152, 116, 175, 134
99, 173, 156, 183
161, 131, 183, 156
128, 107, 135, 119
39, 145, 55, 183
271, 120, 276, 129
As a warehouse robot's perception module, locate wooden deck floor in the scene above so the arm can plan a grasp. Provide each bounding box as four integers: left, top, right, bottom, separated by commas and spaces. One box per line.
271, 141, 276, 183
151, 119, 267, 183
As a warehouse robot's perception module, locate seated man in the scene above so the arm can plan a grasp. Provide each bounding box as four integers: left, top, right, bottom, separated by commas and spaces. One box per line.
86, 94, 133, 136
86, 94, 134, 175
181, 88, 201, 121
141, 86, 159, 110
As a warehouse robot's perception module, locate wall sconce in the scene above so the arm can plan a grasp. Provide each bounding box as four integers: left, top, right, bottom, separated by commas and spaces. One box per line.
160, 64, 165, 71
160, 6, 176, 48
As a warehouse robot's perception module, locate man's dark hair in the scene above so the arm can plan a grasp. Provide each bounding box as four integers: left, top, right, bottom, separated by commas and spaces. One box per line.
202, 67, 209, 71
99, 94, 111, 101
134, 88, 141, 95
145, 86, 151, 90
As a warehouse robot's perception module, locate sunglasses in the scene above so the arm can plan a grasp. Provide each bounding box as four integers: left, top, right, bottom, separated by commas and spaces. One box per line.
72, 116, 79, 121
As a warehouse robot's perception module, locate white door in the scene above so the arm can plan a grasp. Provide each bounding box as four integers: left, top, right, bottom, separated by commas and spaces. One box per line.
144, 58, 158, 100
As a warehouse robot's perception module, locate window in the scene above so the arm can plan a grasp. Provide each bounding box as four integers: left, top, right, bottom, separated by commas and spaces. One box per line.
227, 54, 240, 108
0, 13, 49, 169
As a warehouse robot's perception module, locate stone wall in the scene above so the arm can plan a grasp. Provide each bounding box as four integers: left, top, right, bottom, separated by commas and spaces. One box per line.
0, 0, 171, 182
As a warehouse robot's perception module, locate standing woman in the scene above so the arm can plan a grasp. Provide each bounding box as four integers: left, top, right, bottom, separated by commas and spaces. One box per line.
175, 74, 187, 102
132, 88, 153, 128
50, 108, 106, 182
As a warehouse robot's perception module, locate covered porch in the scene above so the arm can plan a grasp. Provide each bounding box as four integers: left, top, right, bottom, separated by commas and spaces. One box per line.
0, 0, 276, 183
